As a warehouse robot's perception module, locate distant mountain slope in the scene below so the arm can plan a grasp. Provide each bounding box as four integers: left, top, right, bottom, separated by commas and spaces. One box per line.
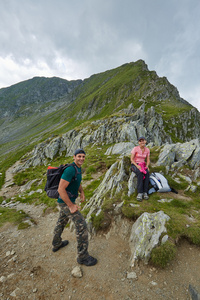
0, 76, 82, 120
0, 60, 199, 159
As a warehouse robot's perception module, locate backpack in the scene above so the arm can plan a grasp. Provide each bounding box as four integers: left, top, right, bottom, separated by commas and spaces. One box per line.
44, 163, 79, 199
149, 172, 172, 194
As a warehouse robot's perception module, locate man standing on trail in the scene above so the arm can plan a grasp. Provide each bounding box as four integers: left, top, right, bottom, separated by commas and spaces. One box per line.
52, 149, 97, 266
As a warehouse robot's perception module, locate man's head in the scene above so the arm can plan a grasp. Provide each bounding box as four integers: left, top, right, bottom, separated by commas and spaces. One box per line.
74, 149, 86, 156
73, 149, 86, 167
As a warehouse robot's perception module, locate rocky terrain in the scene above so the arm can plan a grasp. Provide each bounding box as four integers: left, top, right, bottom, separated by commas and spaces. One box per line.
1, 160, 200, 300
1, 59, 200, 299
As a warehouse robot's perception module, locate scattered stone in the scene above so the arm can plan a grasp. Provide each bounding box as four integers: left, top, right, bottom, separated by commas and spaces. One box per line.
8, 255, 18, 263
189, 185, 197, 193
150, 281, 158, 286
11, 250, 16, 255
33, 288, 38, 293
188, 284, 200, 300
28, 191, 35, 196
10, 287, 20, 297
71, 266, 83, 278
130, 203, 140, 208
7, 273, 15, 279
161, 235, 169, 244
179, 174, 192, 183
0, 276, 6, 283
127, 271, 138, 280
158, 199, 173, 203
6, 251, 11, 257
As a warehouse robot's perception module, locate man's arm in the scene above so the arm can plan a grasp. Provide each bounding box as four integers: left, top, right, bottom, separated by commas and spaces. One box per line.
78, 184, 85, 202
58, 179, 80, 213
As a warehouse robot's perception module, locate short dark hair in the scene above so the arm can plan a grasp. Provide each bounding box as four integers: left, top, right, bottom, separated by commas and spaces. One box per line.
74, 148, 86, 156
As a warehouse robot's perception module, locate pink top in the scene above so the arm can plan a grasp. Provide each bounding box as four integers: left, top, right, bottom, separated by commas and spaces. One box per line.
131, 146, 150, 164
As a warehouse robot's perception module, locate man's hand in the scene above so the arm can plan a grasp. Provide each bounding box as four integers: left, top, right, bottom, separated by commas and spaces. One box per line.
80, 192, 85, 203
69, 203, 80, 214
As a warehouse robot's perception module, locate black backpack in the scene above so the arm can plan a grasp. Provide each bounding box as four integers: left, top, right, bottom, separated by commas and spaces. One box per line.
44, 163, 79, 199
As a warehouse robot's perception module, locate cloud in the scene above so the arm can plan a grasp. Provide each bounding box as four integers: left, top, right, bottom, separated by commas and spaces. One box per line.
0, 0, 199, 111
0, 53, 90, 87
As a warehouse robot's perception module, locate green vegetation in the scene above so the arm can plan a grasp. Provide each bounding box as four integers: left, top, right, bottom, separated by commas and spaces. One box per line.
18, 222, 31, 230
150, 241, 177, 268
0, 207, 29, 228
0, 60, 200, 269
1, 140, 200, 269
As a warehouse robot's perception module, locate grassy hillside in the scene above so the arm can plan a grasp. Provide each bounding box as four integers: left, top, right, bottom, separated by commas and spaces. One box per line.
0, 60, 197, 185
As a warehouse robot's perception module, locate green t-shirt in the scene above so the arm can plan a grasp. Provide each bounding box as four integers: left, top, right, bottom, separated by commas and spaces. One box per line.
57, 163, 82, 204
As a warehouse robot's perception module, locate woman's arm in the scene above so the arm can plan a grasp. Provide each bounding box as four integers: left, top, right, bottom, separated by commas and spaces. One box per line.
131, 153, 141, 170
146, 154, 150, 170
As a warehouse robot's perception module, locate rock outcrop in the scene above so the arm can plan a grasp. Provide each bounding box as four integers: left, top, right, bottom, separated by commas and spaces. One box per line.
129, 211, 170, 266
157, 139, 200, 170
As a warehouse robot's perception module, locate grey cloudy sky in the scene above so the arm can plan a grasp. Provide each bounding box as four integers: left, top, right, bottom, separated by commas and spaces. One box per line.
0, 0, 200, 111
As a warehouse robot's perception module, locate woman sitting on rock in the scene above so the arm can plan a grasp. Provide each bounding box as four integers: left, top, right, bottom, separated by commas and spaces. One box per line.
131, 136, 150, 201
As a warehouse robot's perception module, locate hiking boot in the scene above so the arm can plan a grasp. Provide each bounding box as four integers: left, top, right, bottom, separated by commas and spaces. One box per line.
77, 255, 97, 266
136, 193, 143, 201
143, 193, 149, 200
52, 240, 69, 252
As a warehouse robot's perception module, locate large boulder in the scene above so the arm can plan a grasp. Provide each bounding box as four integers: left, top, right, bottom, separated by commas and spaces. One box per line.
157, 144, 176, 167
129, 211, 170, 266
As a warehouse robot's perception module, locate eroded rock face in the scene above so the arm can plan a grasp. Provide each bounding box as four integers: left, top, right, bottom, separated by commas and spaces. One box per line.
84, 156, 133, 222
129, 211, 170, 266
12, 99, 200, 172
157, 139, 200, 169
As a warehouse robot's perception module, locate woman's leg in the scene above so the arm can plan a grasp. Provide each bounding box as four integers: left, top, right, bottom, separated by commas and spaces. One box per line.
143, 170, 150, 193
132, 165, 144, 193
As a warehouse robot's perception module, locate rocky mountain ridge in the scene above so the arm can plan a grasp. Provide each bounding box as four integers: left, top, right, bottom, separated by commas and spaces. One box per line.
1, 60, 199, 156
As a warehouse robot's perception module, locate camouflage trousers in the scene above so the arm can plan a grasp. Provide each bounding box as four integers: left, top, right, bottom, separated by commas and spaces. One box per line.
52, 203, 89, 259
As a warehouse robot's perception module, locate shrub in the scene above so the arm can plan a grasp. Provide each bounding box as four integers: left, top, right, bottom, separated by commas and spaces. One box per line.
150, 241, 177, 268
90, 211, 111, 231
18, 222, 31, 230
